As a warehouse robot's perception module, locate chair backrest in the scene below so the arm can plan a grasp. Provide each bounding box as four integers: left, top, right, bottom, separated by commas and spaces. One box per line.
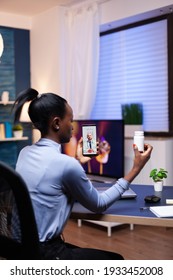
0, 161, 41, 259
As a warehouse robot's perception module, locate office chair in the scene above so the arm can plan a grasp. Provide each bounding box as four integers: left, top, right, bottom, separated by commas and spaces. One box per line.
0, 161, 41, 259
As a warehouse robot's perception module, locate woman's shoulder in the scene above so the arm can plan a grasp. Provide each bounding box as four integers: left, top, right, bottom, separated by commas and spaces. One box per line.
61, 153, 79, 164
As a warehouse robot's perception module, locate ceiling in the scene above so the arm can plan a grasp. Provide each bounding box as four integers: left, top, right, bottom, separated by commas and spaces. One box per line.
1, 1, 173, 31
0, 0, 86, 16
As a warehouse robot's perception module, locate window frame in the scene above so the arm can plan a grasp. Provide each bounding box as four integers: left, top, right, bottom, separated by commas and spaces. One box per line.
98, 13, 173, 137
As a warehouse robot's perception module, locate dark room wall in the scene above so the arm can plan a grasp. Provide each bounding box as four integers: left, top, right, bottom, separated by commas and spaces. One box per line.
0, 26, 32, 168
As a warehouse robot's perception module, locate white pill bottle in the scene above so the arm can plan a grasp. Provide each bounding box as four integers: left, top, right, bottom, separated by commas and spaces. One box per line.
134, 131, 144, 152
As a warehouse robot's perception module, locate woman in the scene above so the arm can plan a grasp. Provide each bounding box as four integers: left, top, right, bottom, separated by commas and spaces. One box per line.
13, 88, 153, 260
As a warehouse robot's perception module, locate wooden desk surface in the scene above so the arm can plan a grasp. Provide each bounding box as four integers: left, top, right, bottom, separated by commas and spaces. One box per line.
71, 184, 173, 227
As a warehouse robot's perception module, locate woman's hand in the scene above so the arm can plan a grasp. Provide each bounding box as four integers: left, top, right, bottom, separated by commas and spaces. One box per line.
75, 137, 99, 164
75, 137, 91, 164
124, 143, 153, 183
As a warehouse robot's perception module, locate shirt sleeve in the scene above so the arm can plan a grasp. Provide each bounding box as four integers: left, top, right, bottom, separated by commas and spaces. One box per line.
62, 158, 130, 213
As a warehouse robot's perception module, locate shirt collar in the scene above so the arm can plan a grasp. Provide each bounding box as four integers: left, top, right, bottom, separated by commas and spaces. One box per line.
36, 138, 62, 153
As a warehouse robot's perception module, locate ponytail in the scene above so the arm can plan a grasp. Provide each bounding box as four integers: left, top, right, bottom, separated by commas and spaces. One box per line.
13, 88, 67, 136
13, 88, 38, 123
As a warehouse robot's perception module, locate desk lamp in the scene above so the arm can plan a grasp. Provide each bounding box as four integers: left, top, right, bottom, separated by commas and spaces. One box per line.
20, 101, 41, 143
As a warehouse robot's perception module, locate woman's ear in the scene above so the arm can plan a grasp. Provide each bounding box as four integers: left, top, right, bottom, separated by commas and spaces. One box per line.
52, 117, 60, 131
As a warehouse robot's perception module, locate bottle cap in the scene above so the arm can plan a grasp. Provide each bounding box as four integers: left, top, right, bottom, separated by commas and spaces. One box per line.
134, 131, 144, 136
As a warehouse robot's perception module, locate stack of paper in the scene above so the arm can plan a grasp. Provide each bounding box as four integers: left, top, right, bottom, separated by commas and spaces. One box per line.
150, 206, 173, 217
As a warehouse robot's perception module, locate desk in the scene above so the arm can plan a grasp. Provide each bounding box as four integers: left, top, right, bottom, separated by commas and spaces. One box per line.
71, 184, 173, 227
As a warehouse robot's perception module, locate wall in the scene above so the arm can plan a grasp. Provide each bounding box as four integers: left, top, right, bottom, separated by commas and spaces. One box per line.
125, 138, 173, 186
100, 0, 173, 26
30, 6, 64, 93
0, 12, 31, 29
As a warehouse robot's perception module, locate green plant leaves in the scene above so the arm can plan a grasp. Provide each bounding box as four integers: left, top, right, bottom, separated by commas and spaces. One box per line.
121, 103, 143, 125
149, 168, 168, 182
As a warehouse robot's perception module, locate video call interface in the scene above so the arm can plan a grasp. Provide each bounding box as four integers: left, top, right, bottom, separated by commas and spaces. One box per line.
62, 120, 124, 179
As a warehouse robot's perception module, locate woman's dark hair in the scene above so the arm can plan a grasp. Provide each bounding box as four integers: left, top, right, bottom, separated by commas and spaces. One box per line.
13, 88, 67, 135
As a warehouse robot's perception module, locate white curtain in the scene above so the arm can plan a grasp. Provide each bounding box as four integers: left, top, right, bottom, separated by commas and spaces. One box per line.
62, 1, 99, 119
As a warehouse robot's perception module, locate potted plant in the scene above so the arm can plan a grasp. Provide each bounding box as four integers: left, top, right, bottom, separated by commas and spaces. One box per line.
121, 103, 143, 137
149, 168, 168, 191
12, 123, 23, 138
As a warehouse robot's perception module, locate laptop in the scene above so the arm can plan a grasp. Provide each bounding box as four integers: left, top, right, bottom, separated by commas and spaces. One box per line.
87, 174, 117, 183
92, 182, 137, 199
121, 188, 137, 199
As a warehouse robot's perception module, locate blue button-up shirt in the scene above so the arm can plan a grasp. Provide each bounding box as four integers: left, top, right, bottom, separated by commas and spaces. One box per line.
16, 138, 129, 241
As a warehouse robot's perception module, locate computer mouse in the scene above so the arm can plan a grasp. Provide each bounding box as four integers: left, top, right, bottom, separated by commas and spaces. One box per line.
144, 195, 161, 203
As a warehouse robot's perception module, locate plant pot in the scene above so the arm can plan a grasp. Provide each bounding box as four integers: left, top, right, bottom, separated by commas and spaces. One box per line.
154, 181, 163, 192
13, 130, 23, 138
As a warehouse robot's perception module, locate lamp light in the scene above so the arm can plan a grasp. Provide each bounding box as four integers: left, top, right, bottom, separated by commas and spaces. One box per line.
20, 101, 41, 143
0, 33, 4, 58
20, 101, 31, 122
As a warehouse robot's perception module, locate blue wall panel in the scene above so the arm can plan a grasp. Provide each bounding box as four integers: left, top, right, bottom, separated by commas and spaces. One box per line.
0, 28, 15, 100
0, 27, 31, 168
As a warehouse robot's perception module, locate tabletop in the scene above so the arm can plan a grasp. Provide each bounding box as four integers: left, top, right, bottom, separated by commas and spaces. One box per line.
71, 183, 173, 227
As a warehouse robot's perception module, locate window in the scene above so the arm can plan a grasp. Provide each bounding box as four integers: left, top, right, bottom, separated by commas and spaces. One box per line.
91, 15, 173, 135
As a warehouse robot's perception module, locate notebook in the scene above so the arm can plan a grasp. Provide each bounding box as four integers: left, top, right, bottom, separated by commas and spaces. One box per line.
150, 206, 173, 218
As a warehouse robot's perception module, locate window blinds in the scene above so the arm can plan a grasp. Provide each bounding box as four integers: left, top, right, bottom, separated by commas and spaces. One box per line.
91, 19, 168, 132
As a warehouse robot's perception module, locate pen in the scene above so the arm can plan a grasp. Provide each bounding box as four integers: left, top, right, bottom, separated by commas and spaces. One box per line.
140, 207, 150, 210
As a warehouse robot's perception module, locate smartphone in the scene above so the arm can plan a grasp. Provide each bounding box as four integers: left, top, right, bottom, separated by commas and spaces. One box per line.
82, 124, 97, 156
